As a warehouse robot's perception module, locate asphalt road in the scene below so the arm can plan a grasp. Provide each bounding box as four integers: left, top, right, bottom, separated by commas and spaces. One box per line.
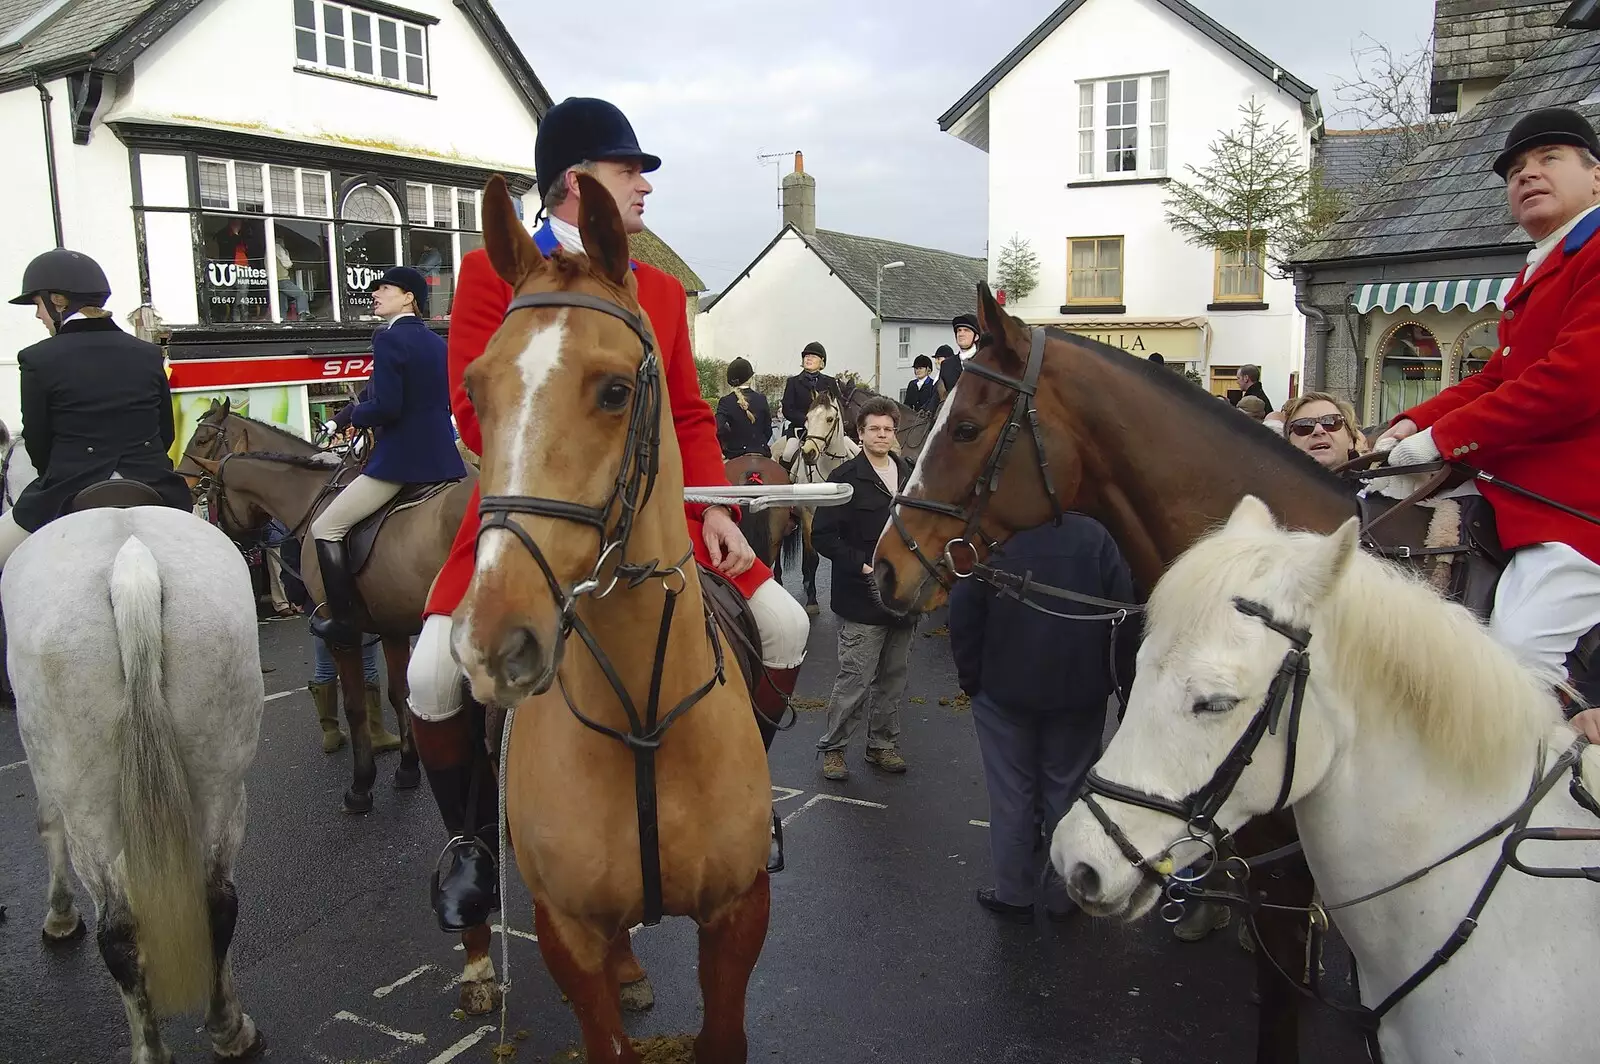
0, 565, 1365, 1064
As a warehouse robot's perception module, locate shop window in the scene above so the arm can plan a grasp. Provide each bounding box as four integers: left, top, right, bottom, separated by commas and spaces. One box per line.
408, 230, 454, 319
196, 159, 336, 325
1377, 322, 1443, 424
201, 216, 271, 323
1454, 317, 1499, 382
275, 219, 334, 322
340, 183, 401, 320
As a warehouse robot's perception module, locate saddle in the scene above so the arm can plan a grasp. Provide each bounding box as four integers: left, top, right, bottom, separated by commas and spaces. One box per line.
698, 566, 763, 700
67, 480, 165, 512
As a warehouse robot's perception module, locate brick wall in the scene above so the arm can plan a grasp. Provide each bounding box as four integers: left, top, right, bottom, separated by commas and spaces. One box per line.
1432, 0, 1569, 110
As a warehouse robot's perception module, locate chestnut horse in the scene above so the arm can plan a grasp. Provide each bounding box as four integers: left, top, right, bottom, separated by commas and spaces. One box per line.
450, 173, 770, 1064
874, 284, 1357, 1064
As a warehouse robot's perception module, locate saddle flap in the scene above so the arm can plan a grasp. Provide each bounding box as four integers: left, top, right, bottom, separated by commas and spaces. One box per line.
348, 479, 461, 574
68, 480, 165, 513
698, 567, 762, 697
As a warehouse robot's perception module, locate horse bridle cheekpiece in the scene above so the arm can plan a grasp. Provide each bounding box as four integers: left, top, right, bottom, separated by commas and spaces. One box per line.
475, 289, 726, 927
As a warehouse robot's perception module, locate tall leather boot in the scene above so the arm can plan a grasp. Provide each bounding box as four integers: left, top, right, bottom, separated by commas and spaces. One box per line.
412, 709, 500, 933
307, 680, 347, 753
364, 681, 402, 754
753, 664, 802, 874
310, 539, 364, 649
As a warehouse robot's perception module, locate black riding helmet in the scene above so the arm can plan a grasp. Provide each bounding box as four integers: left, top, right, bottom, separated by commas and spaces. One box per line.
12, 248, 111, 307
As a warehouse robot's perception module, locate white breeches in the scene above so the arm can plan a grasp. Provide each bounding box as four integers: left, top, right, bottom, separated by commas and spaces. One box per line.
310, 475, 402, 541
407, 576, 810, 722
1489, 542, 1600, 684
0, 511, 30, 571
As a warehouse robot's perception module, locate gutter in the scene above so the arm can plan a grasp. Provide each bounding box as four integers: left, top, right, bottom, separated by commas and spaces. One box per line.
35, 75, 63, 247
1294, 268, 1332, 391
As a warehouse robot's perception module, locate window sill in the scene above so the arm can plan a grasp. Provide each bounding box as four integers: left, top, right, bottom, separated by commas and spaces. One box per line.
294, 65, 436, 99
1067, 176, 1170, 189
1058, 304, 1126, 315
1207, 301, 1270, 312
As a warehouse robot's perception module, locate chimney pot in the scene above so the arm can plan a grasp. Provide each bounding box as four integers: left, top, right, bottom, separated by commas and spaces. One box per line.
795, 151, 805, 173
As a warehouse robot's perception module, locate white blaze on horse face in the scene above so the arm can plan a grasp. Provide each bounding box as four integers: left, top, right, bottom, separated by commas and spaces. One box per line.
899, 389, 955, 503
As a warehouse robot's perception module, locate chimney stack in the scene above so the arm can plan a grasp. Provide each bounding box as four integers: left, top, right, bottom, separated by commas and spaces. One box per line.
781, 152, 816, 235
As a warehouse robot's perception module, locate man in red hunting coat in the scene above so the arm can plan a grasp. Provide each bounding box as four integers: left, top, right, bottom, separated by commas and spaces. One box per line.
405, 98, 810, 932
1382, 108, 1600, 744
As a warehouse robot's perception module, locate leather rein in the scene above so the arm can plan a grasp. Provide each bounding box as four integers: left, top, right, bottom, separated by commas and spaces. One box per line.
474, 290, 726, 928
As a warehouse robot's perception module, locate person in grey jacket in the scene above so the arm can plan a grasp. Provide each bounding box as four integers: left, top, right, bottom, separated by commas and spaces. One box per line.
950, 515, 1137, 923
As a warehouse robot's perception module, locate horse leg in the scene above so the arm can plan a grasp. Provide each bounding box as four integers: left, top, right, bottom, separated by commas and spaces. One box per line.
617, 937, 654, 1012
534, 904, 639, 1064
203, 870, 263, 1059
384, 637, 421, 790
801, 514, 819, 610
37, 796, 85, 942
1241, 815, 1309, 1064
333, 644, 376, 813
457, 921, 502, 1015
694, 871, 771, 1064
96, 893, 174, 1064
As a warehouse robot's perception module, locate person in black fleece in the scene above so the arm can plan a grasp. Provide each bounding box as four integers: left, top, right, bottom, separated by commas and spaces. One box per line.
950, 514, 1138, 923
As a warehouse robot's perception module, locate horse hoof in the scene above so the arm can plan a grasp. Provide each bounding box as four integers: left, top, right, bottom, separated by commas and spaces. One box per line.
214, 1024, 266, 1061
620, 975, 655, 1013
342, 791, 374, 815
393, 765, 421, 790
459, 978, 501, 1016
42, 913, 86, 944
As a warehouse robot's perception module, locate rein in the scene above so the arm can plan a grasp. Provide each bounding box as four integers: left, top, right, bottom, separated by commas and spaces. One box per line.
474, 289, 726, 929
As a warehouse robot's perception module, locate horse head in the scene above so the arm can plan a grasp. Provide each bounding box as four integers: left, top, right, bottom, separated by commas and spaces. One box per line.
177, 398, 239, 487
800, 393, 844, 463
187, 451, 274, 542
873, 283, 1087, 614
453, 173, 673, 707
1052, 497, 1359, 918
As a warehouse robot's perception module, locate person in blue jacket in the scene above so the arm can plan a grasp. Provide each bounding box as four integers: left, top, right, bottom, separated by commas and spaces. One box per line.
309, 266, 464, 647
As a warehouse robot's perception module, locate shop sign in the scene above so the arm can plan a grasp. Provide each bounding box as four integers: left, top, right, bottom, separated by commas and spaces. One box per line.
344, 264, 387, 316
204, 260, 271, 314
169, 353, 375, 391
1056, 325, 1202, 363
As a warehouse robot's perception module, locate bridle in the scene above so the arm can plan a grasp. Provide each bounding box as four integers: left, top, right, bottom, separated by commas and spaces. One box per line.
0, 437, 21, 513
800, 401, 852, 466
472, 289, 726, 928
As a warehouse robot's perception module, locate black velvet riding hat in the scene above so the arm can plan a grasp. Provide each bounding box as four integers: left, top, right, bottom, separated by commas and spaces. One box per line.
1493, 108, 1600, 178
535, 97, 662, 202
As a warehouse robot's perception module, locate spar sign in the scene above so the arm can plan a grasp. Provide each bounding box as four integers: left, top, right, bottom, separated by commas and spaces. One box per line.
168, 353, 377, 391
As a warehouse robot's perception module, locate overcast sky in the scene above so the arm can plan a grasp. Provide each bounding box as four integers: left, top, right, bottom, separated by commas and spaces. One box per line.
500, 0, 1436, 292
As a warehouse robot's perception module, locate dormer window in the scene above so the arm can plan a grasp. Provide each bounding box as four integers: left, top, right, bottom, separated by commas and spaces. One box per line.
294, 0, 431, 94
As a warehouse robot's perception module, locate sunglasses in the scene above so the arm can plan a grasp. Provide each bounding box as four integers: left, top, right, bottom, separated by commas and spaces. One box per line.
1287, 413, 1347, 437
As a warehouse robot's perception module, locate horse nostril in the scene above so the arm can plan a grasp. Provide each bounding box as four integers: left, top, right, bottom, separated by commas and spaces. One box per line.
873, 558, 897, 601
496, 626, 543, 688
1068, 864, 1101, 902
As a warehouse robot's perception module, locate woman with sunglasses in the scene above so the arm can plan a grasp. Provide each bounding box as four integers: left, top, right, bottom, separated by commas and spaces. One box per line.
1281, 391, 1367, 470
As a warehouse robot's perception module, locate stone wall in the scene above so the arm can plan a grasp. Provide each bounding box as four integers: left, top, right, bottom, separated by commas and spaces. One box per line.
1432, 1, 1570, 111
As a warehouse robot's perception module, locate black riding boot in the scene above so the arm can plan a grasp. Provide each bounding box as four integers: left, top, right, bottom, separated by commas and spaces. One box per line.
413, 711, 501, 933
310, 539, 363, 649
754, 665, 801, 874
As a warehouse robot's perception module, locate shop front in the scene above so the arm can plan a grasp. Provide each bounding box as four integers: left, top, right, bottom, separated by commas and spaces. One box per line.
1042, 317, 1209, 376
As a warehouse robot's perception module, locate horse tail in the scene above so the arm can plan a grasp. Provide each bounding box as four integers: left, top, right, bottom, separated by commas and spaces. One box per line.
741, 505, 775, 568
111, 535, 213, 1016
781, 516, 802, 572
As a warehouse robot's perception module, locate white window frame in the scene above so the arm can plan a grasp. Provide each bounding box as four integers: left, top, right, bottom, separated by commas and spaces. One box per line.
896, 326, 912, 368
294, 0, 431, 93
1073, 72, 1171, 183
198, 158, 339, 324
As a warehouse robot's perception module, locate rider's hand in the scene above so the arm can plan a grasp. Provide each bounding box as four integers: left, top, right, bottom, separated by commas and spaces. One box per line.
1387, 425, 1440, 466
1375, 417, 1420, 453
702, 505, 756, 578
1572, 707, 1600, 744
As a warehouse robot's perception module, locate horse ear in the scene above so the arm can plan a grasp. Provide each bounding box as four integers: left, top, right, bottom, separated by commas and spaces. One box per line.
190, 455, 220, 474
1225, 495, 1276, 532
977, 283, 1027, 375
1294, 515, 1360, 605
220, 397, 231, 415
574, 172, 631, 286
482, 174, 543, 287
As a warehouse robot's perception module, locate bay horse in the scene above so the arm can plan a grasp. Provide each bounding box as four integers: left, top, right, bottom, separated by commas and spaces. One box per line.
1057, 498, 1600, 1063
775, 393, 857, 611
873, 283, 1357, 1063
7, 506, 265, 1063
450, 173, 770, 1064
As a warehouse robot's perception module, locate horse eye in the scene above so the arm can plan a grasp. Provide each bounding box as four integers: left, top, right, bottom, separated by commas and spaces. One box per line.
953, 422, 981, 443
599, 380, 631, 410
1193, 696, 1241, 716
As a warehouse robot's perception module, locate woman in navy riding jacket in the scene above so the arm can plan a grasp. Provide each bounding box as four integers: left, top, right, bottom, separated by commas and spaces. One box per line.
309, 266, 465, 647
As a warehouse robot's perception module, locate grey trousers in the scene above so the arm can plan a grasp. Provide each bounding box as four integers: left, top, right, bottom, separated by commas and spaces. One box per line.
973, 692, 1105, 907
815, 620, 913, 752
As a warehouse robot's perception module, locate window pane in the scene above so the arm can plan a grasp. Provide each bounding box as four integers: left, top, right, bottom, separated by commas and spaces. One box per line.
352, 11, 371, 42
458, 231, 485, 272
379, 19, 397, 48
405, 26, 422, 54
294, 0, 315, 29
296, 28, 318, 62
354, 42, 373, 73
341, 223, 398, 318
302, 171, 330, 217
323, 4, 343, 35
235, 163, 265, 213
275, 219, 334, 321
432, 187, 451, 228
199, 160, 230, 209
380, 46, 399, 80
406, 54, 424, 85
342, 184, 397, 224
456, 190, 477, 231
408, 230, 453, 319
269, 166, 298, 214
201, 216, 271, 323
406, 185, 428, 225
1071, 241, 1097, 271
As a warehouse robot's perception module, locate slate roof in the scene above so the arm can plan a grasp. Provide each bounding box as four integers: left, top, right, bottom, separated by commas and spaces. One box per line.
701, 225, 988, 323
1294, 27, 1599, 265
0, 0, 161, 84
1315, 127, 1415, 196
629, 228, 706, 294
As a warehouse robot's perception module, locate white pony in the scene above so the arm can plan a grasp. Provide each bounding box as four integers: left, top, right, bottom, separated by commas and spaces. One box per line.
774, 394, 858, 609
1054, 497, 1600, 1064
7, 506, 265, 1063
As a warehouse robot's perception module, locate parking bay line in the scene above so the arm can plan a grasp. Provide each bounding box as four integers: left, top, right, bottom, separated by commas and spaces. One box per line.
0, 759, 26, 774
426, 1025, 497, 1063
330, 1011, 426, 1044
780, 792, 887, 829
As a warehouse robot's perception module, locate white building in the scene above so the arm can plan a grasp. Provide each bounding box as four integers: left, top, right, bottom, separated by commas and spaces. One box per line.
0, 0, 550, 444
939, 0, 1323, 403
698, 155, 987, 395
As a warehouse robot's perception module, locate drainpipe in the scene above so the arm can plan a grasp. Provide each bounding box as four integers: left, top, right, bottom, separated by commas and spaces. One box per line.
35, 75, 64, 248
1294, 267, 1333, 392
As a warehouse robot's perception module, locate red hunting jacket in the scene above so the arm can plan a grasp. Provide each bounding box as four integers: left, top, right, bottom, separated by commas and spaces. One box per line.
1402, 207, 1600, 563
423, 237, 771, 619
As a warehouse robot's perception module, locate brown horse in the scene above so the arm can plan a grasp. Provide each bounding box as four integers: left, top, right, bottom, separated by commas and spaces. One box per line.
873, 284, 1357, 1064
450, 173, 770, 1064
724, 454, 794, 569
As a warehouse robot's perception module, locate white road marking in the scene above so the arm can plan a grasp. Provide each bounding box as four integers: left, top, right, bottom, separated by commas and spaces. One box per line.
372, 963, 437, 998
263, 689, 297, 703
1, 758, 27, 773
970, 819, 990, 828
771, 785, 804, 803
451, 922, 537, 950
780, 791, 887, 828
426, 1025, 496, 1063
330, 1011, 426, 1044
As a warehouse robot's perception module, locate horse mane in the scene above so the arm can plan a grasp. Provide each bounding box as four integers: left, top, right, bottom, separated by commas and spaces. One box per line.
1155, 521, 1559, 784
234, 450, 342, 470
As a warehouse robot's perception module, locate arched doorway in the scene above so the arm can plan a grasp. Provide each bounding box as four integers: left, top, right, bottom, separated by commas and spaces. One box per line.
1452, 318, 1499, 383
1376, 321, 1442, 424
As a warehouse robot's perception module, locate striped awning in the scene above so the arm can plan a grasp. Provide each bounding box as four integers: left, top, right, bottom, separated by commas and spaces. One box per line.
1352, 278, 1515, 315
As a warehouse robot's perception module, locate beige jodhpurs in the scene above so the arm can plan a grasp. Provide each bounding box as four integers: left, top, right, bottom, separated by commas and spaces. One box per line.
309, 475, 402, 541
